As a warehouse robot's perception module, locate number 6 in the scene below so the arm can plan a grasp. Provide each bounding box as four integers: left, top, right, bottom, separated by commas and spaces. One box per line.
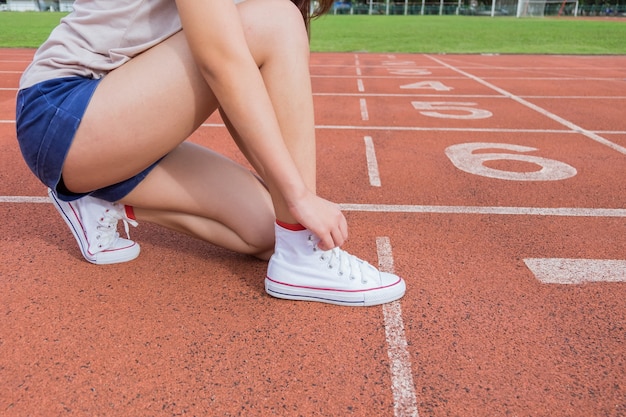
445, 143, 577, 181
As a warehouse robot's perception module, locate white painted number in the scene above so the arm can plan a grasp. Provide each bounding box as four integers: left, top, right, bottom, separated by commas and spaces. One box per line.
382, 60, 417, 66
525, 258, 626, 284
401, 81, 453, 91
389, 69, 432, 76
412, 101, 492, 119
445, 142, 577, 181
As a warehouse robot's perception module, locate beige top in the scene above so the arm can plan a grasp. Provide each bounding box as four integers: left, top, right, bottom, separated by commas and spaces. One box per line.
19, 0, 182, 89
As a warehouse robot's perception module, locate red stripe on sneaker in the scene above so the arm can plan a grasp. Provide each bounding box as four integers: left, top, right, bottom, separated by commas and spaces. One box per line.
265, 275, 403, 293
125, 205, 136, 220
275, 220, 306, 231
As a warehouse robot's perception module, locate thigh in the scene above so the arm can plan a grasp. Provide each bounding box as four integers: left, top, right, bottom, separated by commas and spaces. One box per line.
62, 0, 300, 196
62, 31, 218, 193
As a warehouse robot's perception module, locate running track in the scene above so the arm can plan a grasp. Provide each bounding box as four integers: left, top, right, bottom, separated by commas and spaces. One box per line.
1, 50, 625, 416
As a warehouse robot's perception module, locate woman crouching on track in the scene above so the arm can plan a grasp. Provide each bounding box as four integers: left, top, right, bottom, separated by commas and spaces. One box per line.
15, 0, 405, 307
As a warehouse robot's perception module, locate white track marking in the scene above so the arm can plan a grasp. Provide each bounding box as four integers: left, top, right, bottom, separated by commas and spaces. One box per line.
314, 92, 626, 100
340, 204, 626, 217
378, 237, 419, 417
360, 98, 369, 121
315, 93, 502, 97
525, 258, 626, 284
310, 75, 625, 83
2, 197, 625, 218
315, 124, 579, 134
426, 55, 626, 156
364, 136, 381, 187
357, 78, 365, 92
355, 54, 362, 76
518, 96, 626, 100
4, 119, 623, 135
0, 196, 49, 203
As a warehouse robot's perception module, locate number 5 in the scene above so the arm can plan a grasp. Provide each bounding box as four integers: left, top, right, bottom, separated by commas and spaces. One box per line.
412, 101, 492, 119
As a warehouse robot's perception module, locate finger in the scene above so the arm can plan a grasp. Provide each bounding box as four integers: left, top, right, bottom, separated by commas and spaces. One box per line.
339, 215, 348, 242
325, 225, 345, 249
317, 233, 334, 251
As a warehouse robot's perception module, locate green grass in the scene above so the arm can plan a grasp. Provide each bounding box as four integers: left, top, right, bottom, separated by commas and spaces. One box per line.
0, 12, 67, 48
310, 15, 626, 54
2, 11, 626, 54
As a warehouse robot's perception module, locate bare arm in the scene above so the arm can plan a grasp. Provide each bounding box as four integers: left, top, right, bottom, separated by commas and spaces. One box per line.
175, 0, 348, 249
176, 0, 306, 199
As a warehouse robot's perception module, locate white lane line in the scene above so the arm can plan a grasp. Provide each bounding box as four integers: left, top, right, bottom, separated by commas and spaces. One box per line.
0, 196, 49, 203
354, 54, 363, 76
311, 75, 626, 82
519, 96, 626, 100
4, 119, 623, 135
357, 78, 365, 92
314, 93, 504, 98
314, 92, 626, 100
3, 197, 626, 218
314, 124, 580, 134
378, 237, 419, 417
525, 258, 626, 284
426, 55, 626, 156
360, 98, 369, 121
340, 204, 626, 217
364, 136, 381, 187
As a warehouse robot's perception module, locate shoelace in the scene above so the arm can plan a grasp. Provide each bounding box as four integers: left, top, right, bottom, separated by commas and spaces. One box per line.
93, 205, 137, 250
308, 235, 372, 284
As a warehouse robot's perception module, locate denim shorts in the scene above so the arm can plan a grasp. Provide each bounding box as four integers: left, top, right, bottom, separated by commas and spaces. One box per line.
16, 76, 158, 202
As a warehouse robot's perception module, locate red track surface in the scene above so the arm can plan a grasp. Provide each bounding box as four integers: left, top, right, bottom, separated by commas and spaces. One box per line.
1, 49, 625, 416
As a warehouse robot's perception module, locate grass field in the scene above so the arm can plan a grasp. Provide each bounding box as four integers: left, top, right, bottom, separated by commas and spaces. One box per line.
1, 11, 626, 54
310, 15, 626, 54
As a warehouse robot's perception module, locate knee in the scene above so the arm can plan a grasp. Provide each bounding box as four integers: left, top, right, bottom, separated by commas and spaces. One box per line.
239, 0, 309, 55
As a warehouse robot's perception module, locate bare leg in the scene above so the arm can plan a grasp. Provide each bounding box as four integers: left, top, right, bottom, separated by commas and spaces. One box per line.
54, 0, 406, 305
122, 142, 275, 259
60, 0, 315, 256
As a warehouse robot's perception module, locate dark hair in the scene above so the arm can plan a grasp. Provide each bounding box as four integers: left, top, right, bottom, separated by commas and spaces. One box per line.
291, 0, 335, 31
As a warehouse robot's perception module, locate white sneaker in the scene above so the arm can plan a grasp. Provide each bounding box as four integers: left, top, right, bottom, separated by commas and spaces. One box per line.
48, 188, 140, 265
265, 223, 406, 306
